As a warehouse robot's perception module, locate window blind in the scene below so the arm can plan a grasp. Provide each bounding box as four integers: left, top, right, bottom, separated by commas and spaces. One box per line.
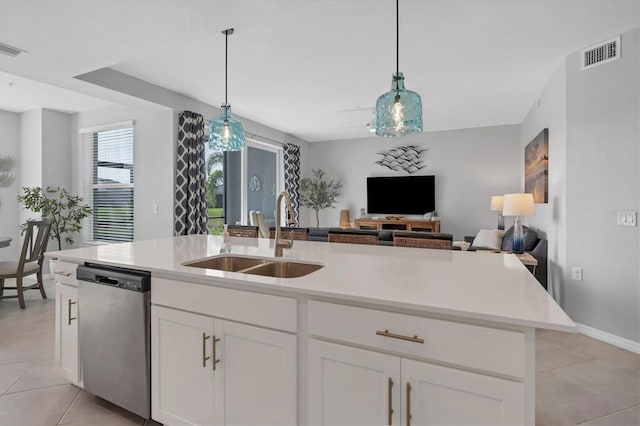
81, 126, 134, 242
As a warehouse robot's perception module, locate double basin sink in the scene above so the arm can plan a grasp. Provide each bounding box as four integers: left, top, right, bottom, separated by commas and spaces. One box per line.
184, 255, 323, 278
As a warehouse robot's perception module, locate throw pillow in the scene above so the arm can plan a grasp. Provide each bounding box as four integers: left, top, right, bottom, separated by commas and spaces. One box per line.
471, 229, 506, 251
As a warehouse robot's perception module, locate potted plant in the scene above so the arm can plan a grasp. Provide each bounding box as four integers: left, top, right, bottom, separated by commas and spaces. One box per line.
18, 186, 92, 251
299, 169, 343, 227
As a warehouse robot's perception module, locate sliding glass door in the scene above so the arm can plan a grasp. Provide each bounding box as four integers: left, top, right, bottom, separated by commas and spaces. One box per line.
206, 139, 282, 234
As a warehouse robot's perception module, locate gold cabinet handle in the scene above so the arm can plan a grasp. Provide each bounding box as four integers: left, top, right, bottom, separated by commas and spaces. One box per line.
406, 382, 412, 426
376, 329, 424, 344
388, 377, 394, 426
54, 271, 72, 277
212, 335, 221, 371
67, 300, 77, 325
202, 333, 211, 368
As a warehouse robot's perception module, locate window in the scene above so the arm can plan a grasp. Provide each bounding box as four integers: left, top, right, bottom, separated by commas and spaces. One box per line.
81, 123, 134, 242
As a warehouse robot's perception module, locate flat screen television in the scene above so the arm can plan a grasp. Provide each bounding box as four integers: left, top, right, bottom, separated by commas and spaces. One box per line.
367, 175, 435, 215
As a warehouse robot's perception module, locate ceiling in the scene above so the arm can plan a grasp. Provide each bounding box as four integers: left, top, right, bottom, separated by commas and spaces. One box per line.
0, 0, 638, 142
0, 71, 111, 114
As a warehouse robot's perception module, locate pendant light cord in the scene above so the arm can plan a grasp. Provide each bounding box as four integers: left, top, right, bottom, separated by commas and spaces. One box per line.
225, 30, 228, 105
396, 0, 399, 76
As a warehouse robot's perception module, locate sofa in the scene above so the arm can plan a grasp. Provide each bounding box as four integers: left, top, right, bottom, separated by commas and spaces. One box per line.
464, 226, 548, 289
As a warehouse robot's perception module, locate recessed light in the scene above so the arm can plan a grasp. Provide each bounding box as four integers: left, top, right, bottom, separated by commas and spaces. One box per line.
0, 42, 27, 58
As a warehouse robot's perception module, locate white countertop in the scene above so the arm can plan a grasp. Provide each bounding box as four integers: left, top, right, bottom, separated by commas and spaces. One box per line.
47, 235, 575, 332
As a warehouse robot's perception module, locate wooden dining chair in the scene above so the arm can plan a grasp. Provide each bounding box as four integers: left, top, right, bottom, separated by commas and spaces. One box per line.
393, 231, 453, 250
269, 227, 309, 241
227, 225, 259, 238
328, 229, 379, 245
0, 220, 51, 309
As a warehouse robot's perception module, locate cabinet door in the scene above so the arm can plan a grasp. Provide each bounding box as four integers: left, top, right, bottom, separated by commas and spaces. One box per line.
55, 284, 79, 385
215, 321, 297, 425
401, 359, 525, 426
308, 340, 400, 425
152, 306, 216, 426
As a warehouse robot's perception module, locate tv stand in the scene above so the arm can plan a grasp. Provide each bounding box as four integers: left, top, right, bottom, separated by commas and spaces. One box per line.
354, 218, 441, 233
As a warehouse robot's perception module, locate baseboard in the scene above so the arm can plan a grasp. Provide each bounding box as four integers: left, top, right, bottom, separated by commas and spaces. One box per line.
576, 322, 640, 354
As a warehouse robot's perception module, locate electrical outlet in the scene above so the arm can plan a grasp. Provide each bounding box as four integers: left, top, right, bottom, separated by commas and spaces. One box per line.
572, 267, 583, 281
617, 211, 637, 226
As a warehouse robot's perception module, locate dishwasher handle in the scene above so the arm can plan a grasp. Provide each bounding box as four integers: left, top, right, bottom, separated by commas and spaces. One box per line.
95, 275, 120, 286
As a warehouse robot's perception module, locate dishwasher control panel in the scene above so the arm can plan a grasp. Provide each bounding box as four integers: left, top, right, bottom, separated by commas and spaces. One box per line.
77, 264, 151, 292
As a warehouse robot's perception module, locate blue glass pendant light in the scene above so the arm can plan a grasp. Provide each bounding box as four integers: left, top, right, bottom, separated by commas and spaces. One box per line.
210, 28, 245, 151
375, 0, 423, 137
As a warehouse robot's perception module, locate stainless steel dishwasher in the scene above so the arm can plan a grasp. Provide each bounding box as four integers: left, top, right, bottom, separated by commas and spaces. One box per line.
77, 263, 151, 419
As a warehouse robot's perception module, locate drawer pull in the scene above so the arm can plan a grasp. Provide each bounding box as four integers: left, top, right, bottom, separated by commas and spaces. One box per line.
388, 377, 394, 426
376, 329, 424, 344
406, 382, 412, 426
67, 300, 77, 325
202, 333, 211, 367
55, 271, 73, 277
212, 336, 221, 371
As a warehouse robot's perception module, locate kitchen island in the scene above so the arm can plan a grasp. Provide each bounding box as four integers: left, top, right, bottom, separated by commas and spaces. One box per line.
48, 235, 574, 426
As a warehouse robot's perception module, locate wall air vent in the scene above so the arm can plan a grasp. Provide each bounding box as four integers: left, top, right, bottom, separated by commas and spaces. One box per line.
0, 42, 27, 58
581, 36, 620, 70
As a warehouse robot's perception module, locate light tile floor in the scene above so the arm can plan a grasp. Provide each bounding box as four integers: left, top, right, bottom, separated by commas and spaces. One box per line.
1, 279, 638, 425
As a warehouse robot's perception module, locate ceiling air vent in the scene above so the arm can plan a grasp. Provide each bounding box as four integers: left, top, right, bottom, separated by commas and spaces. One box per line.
0, 42, 27, 57
581, 36, 620, 70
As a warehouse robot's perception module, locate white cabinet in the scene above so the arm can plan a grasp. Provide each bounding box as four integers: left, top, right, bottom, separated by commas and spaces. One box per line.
152, 306, 216, 426
309, 305, 527, 426
54, 282, 80, 386
308, 339, 400, 425
401, 359, 524, 425
216, 321, 297, 425
309, 340, 524, 426
152, 306, 297, 426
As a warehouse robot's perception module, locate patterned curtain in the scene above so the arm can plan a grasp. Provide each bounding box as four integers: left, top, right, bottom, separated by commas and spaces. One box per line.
283, 143, 301, 226
175, 111, 208, 235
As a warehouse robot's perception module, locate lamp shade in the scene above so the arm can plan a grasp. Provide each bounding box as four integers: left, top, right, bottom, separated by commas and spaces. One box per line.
375, 72, 423, 137
502, 193, 535, 216
490, 195, 504, 212
209, 104, 245, 152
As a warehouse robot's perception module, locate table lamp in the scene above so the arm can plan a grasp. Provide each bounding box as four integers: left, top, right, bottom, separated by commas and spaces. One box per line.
490, 195, 505, 230
502, 193, 535, 254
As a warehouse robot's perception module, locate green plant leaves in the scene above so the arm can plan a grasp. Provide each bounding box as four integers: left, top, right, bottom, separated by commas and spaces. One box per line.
17, 186, 92, 251
299, 169, 343, 227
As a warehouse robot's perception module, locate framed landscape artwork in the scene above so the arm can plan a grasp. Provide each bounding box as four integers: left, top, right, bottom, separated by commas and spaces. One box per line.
525, 128, 549, 203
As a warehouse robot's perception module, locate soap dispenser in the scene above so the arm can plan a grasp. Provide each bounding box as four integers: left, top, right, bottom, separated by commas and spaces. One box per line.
219, 224, 232, 254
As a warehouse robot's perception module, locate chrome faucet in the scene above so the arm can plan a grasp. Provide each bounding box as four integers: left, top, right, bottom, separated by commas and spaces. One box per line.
274, 191, 296, 257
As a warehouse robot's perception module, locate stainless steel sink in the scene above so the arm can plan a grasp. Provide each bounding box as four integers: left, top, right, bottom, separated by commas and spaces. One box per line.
241, 261, 324, 279
183, 255, 268, 272
183, 255, 323, 278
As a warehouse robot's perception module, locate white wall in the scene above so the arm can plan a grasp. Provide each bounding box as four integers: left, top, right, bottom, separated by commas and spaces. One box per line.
72, 105, 175, 241
17, 108, 74, 251
42, 109, 72, 191
18, 110, 42, 190
0, 110, 20, 261
520, 60, 567, 301
564, 28, 639, 343
308, 125, 521, 239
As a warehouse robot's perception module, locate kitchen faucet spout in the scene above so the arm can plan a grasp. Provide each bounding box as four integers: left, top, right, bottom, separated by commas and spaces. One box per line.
274, 191, 295, 257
